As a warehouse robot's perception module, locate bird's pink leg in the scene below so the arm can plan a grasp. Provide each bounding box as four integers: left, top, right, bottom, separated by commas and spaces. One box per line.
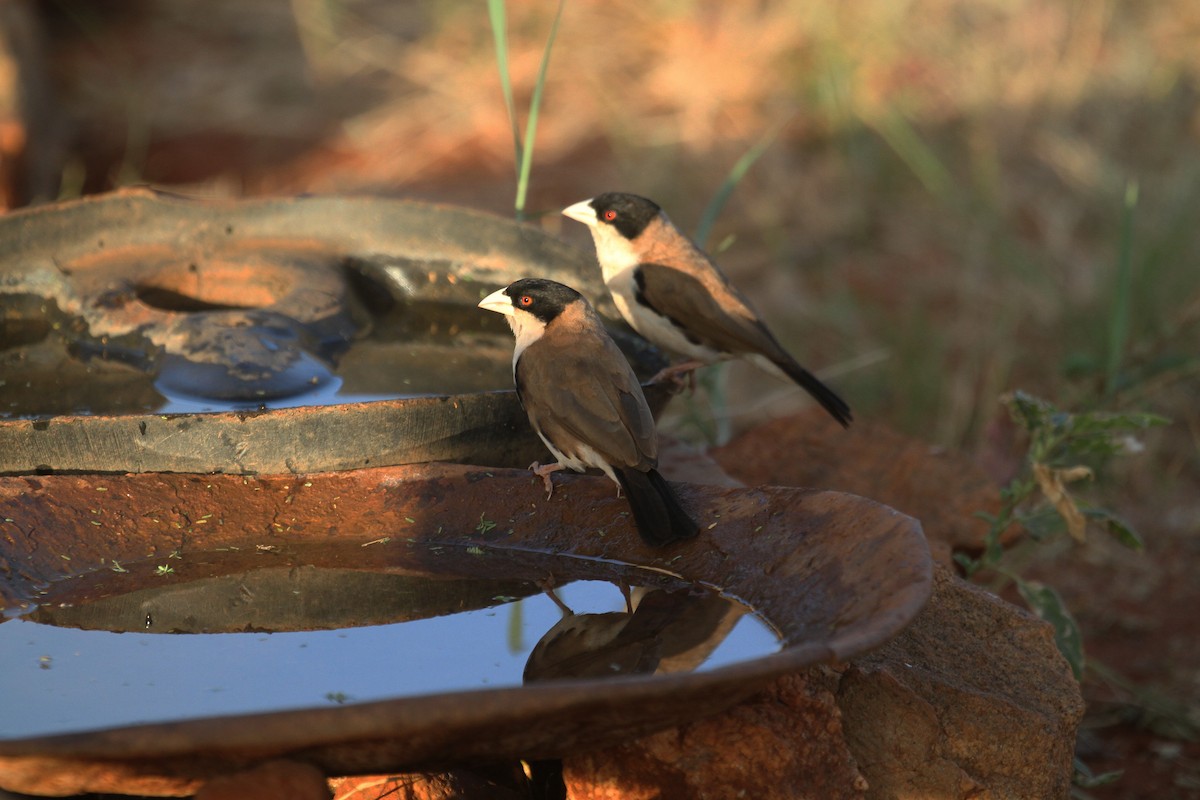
650, 360, 705, 393
618, 579, 633, 613
537, 574, 573, 616
529, 460, 566, 499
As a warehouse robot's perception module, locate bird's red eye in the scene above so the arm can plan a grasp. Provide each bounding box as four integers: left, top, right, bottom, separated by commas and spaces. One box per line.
603, 209, 617, 221
518, 295, 533, 307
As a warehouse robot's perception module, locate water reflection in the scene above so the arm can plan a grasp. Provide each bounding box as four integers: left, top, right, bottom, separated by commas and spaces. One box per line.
0, 286, 653, 418
0, 545, 778, 741
0, 312, 517, 418
517, 587, 748, 800
525, 587, 744, 682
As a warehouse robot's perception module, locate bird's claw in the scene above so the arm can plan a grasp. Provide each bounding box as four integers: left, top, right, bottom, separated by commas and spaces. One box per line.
650, 362, 701, 394
618, 578, 633, 614
529, 461, 559, 499
538, 573, 573, 615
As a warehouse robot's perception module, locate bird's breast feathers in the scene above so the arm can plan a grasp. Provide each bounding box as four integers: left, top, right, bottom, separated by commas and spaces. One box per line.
517, 316, 655, 475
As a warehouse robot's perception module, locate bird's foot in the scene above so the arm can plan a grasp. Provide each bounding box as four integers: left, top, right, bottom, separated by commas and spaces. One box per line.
529, 461, 565, 499
618, 578, 634, 614
537, 573, 573, 616
650, 361, 704, 394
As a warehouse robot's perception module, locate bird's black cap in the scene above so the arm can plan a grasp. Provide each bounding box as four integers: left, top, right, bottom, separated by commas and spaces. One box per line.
590, 193, 662, 240
504, 278, 585, 324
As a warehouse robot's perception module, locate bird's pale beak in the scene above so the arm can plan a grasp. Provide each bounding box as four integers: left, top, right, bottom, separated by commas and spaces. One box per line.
478, 288, 515, 316
561, 199, 596, 225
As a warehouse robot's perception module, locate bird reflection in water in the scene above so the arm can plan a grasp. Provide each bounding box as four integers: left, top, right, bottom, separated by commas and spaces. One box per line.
517, 585, 745, 799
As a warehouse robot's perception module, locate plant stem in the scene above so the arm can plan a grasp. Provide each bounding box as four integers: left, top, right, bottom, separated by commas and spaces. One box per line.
1105, 179, 1138, 399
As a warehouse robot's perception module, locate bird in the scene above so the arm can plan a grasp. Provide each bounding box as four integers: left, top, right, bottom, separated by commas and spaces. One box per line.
562, 192, 852, 428
478, 278, 698, 546
522, 588, 697, 683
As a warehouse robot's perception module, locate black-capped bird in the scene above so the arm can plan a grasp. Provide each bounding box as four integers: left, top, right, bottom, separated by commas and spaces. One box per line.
478, 278, 698, 547
562, 192, 852, 428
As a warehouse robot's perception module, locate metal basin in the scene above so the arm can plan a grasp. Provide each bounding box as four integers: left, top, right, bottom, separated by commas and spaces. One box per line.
0, 463, 931, 796
0, 188, 667, 474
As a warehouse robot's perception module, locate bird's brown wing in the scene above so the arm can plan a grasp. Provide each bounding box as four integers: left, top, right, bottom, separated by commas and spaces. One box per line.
635, 261, 795, 364
637, 261, 853, 427
516, 328, 657, 470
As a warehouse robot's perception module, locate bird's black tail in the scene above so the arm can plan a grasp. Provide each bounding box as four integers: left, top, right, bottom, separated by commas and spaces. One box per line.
616, 468, 698, 546
776, 357, 853, 428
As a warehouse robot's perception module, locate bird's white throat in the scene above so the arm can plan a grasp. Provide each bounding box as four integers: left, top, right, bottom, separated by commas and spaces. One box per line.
507, 312, 546, 377
583, 224, 644, 332
586, 224, 641, 283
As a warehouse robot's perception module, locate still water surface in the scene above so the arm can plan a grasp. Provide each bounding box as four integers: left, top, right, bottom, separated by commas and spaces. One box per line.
0, 580, 778, 740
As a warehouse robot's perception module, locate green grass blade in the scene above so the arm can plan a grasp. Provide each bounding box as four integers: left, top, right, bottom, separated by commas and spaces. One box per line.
1073, 757, 1123, 789
1105, 180, 1138, 399
694, 119, 787, 248
507, 596, 524, 653
487, 0, 523, 174
690, 121, 787, 444
513, 0, 567, 220
873, 109, 951, 199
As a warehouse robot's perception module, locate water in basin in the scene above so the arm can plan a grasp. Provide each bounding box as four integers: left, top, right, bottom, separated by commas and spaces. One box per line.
0, 543, 779, 740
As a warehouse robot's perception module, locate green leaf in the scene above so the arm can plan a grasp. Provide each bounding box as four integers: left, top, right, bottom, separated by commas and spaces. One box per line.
1006, 392, 1167, 447
1005, 390, 1054, 435
1007, 390, 1170, 468
1070, 410, 1170, 432
983, 531, 1005, 565
1045, 412, 1168, 469
952, 551, 980, 576
1017, 506, 1067, 541
972, 509, 1000, 526
1073, 756, 1123, 788
1014, 577, 1085, 680
1082, 507, 1144, 551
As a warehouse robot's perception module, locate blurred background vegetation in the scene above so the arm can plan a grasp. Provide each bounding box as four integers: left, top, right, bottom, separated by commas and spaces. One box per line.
27, 0, 1199, 449
4, 0, 1198, 793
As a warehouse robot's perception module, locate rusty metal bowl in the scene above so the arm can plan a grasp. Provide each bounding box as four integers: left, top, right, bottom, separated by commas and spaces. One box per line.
0, 188, 667, 475
0, 463, 931, 797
